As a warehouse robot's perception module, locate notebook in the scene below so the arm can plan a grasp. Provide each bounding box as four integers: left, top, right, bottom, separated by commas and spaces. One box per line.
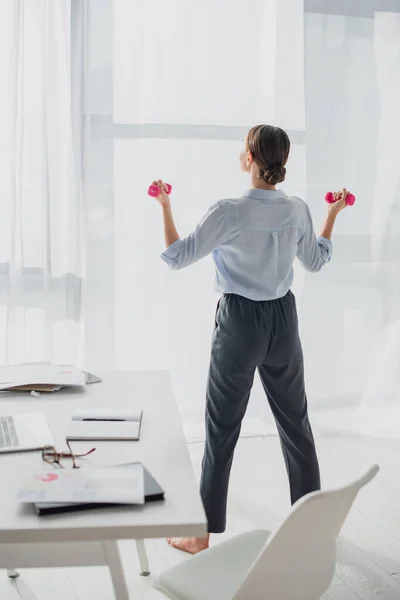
66, 409, 143, 441
34, 463, 164, 516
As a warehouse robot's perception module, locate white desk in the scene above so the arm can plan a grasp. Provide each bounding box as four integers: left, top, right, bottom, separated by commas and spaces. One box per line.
0, 371, 207, 600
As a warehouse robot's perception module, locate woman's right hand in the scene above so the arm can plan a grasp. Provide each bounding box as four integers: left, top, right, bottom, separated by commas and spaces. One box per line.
328, 188, 349, 215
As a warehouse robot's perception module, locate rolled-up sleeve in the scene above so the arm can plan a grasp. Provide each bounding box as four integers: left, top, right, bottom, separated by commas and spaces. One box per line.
161, 202, 227, 270
297, 204, 333, 272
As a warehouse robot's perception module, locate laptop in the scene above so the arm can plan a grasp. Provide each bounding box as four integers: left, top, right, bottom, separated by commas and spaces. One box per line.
34, 462, 164, 515
0, 413, 53, 453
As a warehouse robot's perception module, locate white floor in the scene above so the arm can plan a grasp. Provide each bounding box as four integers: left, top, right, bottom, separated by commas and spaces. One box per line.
2, 435, 400, 599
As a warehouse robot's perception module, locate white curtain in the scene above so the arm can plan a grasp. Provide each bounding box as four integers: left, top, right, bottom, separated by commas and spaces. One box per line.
2, 0, 399, 437
85, 0, 400, 437
302, 7, 400, 436
0, 0, 85, 366
85, 0, 306, 436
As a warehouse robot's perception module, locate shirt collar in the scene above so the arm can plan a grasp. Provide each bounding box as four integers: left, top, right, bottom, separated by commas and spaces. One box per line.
243, 188, 287, 201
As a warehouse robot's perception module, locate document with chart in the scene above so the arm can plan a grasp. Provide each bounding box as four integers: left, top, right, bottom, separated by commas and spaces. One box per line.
18, 464, 144, 504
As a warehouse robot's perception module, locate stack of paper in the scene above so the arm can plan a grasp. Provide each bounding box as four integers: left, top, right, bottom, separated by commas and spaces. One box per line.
32, 463, 164, 516
18, 463, 145, 506
0, 365, 89, 392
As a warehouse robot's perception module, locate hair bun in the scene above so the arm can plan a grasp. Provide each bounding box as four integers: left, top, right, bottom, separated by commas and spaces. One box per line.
263, 165, 286, 186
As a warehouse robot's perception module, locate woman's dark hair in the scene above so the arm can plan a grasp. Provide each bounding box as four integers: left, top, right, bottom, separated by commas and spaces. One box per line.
246, 125, 290, 186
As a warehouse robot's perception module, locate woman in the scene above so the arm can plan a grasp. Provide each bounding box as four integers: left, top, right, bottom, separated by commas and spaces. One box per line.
153, 124, 348, 554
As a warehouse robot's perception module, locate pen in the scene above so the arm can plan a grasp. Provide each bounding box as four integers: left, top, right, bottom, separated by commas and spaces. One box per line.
82, 418, 126, 422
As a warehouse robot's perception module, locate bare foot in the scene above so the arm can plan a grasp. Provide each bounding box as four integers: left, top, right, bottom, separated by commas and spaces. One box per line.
166, 536, 210, 554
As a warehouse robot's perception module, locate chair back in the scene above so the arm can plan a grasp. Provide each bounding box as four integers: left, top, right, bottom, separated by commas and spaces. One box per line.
233, 465, 379, 600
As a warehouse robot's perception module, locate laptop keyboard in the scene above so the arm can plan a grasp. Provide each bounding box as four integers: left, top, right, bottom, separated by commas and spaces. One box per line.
0, 416, 19, 448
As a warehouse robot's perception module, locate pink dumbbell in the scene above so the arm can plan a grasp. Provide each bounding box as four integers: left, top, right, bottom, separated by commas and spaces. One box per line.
148, 182, 172, 197
325, 191, 356, 206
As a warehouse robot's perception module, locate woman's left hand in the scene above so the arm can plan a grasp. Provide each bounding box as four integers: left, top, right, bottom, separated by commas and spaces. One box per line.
152, 179, 171, 207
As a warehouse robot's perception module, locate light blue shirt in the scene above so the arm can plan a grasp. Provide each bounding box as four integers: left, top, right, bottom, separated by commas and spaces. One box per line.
161, 189, 332, 301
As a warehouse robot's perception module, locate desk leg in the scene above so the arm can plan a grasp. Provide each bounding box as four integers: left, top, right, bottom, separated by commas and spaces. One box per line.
135, 539, 150, 576
103, 541, 130, 600
7, 569, 20, 579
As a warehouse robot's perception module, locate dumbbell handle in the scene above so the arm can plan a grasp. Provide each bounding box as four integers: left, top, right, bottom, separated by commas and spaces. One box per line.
148, 183, 172, 197
325, 191, 355, 206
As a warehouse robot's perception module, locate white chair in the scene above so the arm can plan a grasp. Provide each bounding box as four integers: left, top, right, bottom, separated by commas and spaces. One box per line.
153, 465, 379, 600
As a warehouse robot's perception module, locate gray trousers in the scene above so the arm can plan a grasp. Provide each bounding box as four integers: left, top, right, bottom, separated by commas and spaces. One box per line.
200, 292, 320, 534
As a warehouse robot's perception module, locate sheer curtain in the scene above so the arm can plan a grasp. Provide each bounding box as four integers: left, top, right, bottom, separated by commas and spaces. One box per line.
0, 0, 85, 366
6, 0, 400, 436
85, 0, 400, 437
3, 0, 393, 436
85, 0, 306, 436
302, 5, 400, 436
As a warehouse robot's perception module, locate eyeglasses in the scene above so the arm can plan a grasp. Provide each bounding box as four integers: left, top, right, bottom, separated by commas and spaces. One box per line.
42, 440, 96, 469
